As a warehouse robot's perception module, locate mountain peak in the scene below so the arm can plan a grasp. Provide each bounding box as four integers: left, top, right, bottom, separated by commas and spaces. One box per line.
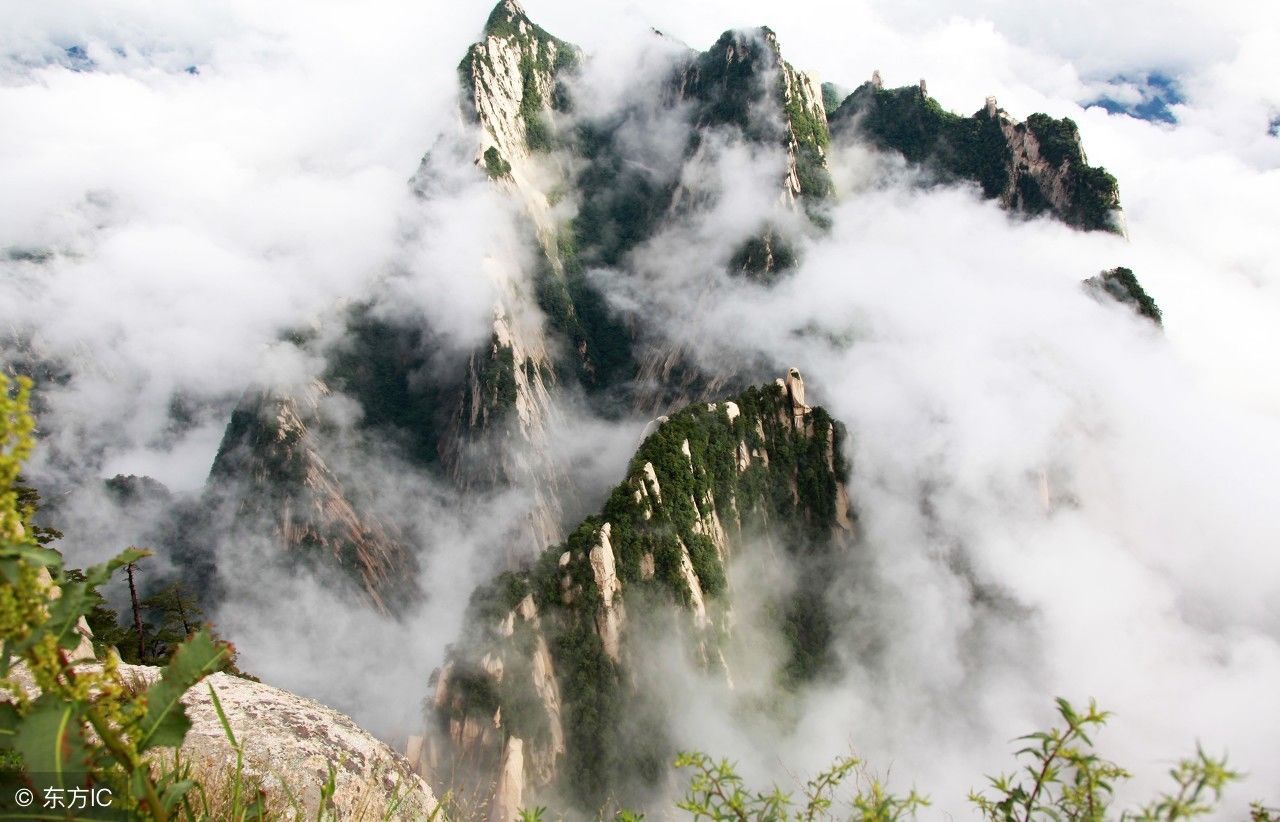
484, 0, 533, 38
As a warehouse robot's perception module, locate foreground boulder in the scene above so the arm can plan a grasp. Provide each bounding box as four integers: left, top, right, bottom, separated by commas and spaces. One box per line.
6, 661, 438, 820
130, 666, 438, 820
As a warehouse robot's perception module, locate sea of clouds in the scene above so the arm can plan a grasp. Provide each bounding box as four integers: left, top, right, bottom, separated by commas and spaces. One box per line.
2, 0, 1278, 815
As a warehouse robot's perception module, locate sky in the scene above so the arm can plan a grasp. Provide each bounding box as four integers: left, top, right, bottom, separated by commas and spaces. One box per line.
2, 0, 1279, 815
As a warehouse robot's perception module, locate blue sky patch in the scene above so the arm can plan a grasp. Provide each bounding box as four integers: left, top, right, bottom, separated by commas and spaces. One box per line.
63, 45, 94, 72
1088, 72, 1183, 124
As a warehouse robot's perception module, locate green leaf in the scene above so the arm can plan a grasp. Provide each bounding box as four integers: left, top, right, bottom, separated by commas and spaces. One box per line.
0, 542, 62, 571
44, 581, 98, 651
137, 630, 228, 752
13, 696, 92, 791
207, 682, 237, 748
160, 779, 196, 812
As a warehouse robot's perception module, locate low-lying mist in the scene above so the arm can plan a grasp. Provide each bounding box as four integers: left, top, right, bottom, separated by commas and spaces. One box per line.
2, 0, 1278, 817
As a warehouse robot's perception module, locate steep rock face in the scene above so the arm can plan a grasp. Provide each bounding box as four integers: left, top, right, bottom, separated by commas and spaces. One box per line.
207, 381, 417, 614
674, 27, 833, 210
830, 79, 1123, 233
421, 371, 855, 816
620, 29, 833, 409
431, 0, 584, 551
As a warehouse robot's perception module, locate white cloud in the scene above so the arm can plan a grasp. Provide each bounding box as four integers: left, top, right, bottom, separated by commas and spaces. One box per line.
3, 0, 1279, 814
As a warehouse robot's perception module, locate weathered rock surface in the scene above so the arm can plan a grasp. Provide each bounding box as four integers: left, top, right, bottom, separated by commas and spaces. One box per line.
4, 660, 437, 820
208, 380, 417, 614
830, 78, 1124, 233
423, 371, 855, 813
146, 667, 439, 820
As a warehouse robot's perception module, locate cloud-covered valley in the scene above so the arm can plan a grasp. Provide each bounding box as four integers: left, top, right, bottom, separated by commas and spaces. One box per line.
2, 0, 1279, 817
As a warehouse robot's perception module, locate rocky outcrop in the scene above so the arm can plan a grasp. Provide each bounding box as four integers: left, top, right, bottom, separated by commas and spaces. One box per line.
490, 737, 524, 822
1085, 266, 1163, 326
675, 27, 833, 209
587, 523, 625, 663
5, 661, 437, 820
429, 0, 584, 553
207, 381, 417, 614
421, 371, 855, 813
829, 78, 1123, 233
166, 668, 437, 820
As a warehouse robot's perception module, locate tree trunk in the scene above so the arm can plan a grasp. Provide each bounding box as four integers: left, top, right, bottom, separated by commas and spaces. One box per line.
126, 562, 145, 663
176, 594, 191, 637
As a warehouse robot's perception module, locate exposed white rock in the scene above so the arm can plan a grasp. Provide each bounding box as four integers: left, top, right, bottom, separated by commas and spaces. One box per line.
642, 461, 663, 503
529, 633, 565, 769
443, 3, 584, 557
588, 523, 625, 662
785, 367, 806, 409
118, 666, 437, 820
779, 59, 829, 204
482, 652, 505, 682
990, 110, 1119, 231
784, 367, 810, 429
490, 736, 525, 822
677, 539, 710, 629
639, 415, 670, 441
723, 401, 740, 423
432, 662, 454, 711
692, 490, 732, 562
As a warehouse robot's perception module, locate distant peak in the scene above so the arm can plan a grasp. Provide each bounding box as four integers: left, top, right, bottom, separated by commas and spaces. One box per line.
706, 26, 784, 63
484, 0, 529, 37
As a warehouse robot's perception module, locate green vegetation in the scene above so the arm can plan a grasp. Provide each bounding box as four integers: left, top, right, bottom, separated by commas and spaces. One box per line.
835, 84, 1009, 199
1085, 267, 1163, 327
676, 750, 927, 821
683, 30, 832, 207
483, 146, 512, 179
520, 698, 1278, 821
782, 67, 832, 201
731, 233, 798, 279
438, 381, 852, 809
323, 303, 475, 465
519, 53, 553, 152
970, 698, 1265, 821
1, 374, 230, 818
1025, 113, 1082, 168
459, 1, 580, 147
820, 83, 844, 116
0, 376, 424, 819
1023, 114, 1120, 229
687, 30, 774, 135
476, 334, 519, 415
546, 177, 642, 387
833, 84, 1120, 231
